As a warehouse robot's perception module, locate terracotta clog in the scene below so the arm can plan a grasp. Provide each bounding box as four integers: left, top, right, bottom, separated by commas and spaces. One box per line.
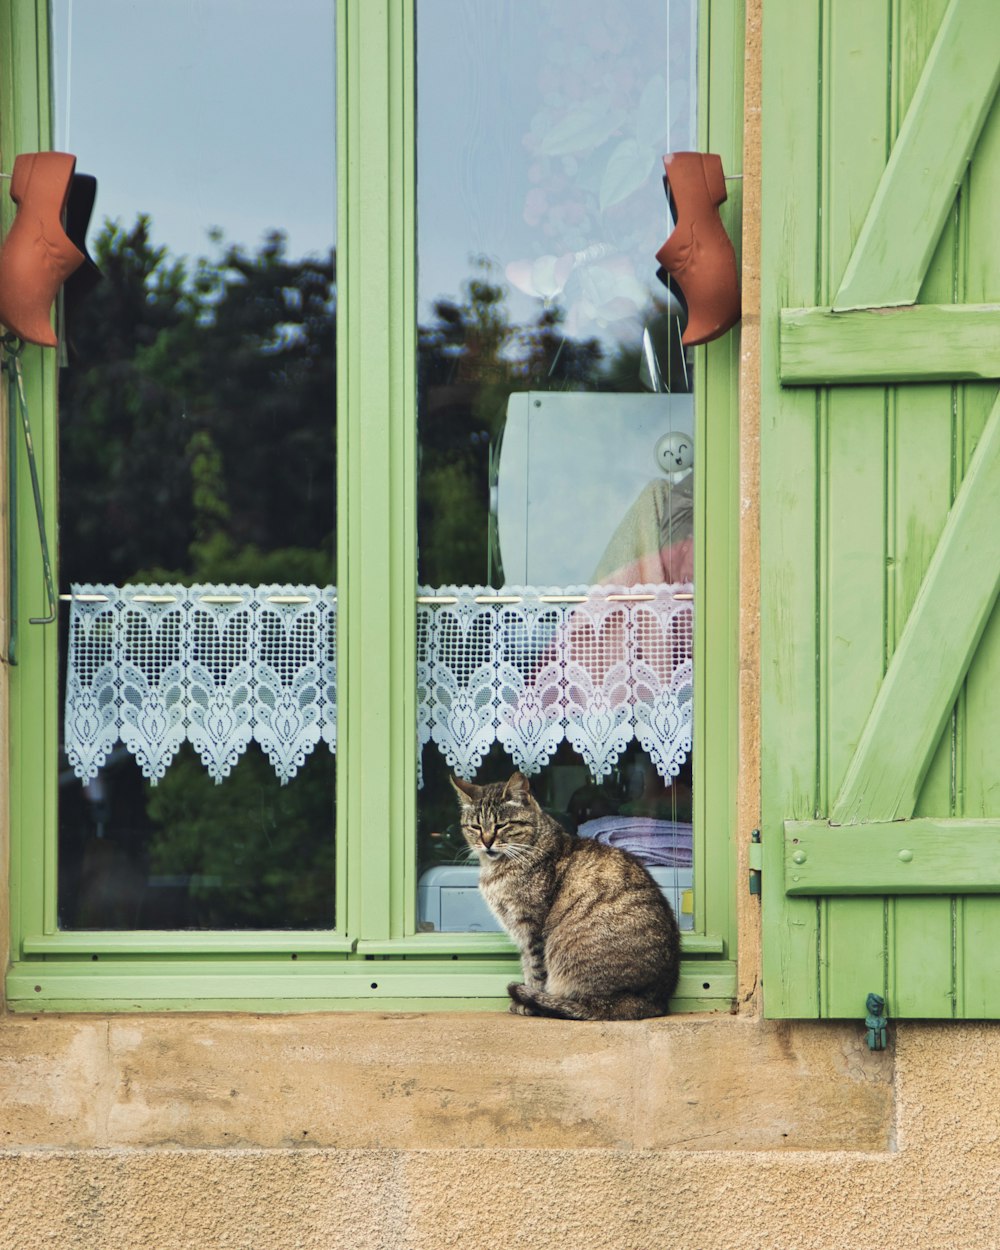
655, 152, 740, 347
0, 151, 85, 347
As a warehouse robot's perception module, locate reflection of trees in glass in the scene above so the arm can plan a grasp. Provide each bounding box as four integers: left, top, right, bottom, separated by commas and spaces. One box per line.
144, 747, 336, 929
58, 216, 338, 930
60, 216, 337, 587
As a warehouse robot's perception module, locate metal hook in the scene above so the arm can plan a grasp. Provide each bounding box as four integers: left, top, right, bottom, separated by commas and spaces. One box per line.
3, 337, 58, 649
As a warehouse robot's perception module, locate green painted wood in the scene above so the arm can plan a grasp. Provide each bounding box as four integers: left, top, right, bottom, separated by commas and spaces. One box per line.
821, 899, 888, 1021
833, 0, 1000, 311
387, 1, 417, 939
20, 926, 725, 961
957, 79, 1000, 1016
957, 900, 1000, 1017
886, 107, 965, 1022
22, 928, 723, 958
780, 305, 1000, 385
355, 931, 727, 956
3, 0, 59, 952
22, 933, 358, 956
786, 820, 1000, 894
8, 997, 521, 1014
339, 0, 416, 943
890, 896, 956, 1018
830, 389, 1000, 825
817, 0, 896, 1021
763, 0, 1000, 1020
8, 994, 737, 1014
7, 962, 524, 1003
691, 0, 743, 958
5, 960, 738, 1013
759, 0, 824, 1019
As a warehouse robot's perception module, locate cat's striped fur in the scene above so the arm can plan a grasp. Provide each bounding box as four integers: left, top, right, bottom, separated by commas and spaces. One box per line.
451, 771, 681, 1020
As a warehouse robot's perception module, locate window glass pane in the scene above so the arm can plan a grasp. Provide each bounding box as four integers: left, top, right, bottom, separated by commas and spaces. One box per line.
415, 0, 696, 933
53, 0, 337, 930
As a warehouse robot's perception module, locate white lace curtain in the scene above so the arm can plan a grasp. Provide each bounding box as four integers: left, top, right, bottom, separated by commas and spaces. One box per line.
65, 583, 692, 786
65, 585, 338, 785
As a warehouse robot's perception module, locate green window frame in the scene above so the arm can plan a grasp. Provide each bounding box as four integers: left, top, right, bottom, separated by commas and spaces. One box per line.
4, 0, 742, 1011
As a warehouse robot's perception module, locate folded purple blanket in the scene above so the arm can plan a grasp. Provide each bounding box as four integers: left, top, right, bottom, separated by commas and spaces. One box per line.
577, 816, 693, 867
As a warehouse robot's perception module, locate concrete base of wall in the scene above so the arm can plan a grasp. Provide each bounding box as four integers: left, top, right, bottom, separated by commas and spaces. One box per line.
3, 1013, 997, 1249
0, 1012, 893, 1154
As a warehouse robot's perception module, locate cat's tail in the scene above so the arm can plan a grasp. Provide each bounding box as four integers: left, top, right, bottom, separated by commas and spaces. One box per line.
507, 982, 668, 1021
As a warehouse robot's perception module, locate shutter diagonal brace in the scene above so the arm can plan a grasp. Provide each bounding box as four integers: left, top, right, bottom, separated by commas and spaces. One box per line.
830, 390, 1000, 826
833, 0, 1000, 312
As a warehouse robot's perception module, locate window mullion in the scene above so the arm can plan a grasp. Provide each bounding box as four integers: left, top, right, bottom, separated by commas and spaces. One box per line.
339, 0, 416, 943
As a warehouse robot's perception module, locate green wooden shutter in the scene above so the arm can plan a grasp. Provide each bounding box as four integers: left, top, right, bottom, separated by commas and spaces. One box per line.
760, 0, 1000, 1019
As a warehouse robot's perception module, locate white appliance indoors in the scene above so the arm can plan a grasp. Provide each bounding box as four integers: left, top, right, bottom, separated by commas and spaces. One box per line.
493, 390, 694, 586
417, 863, 693, 933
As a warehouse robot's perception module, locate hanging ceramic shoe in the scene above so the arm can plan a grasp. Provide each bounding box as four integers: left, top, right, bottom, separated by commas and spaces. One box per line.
655, 152, 740, 347
0, 151, 85, 347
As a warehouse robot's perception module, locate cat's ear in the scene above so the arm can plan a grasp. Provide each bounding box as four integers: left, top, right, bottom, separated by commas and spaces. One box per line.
503, 771, 533, 800
450, 775, 481, 806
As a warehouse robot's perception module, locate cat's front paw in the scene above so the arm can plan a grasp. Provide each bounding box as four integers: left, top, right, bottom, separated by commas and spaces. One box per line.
507, 981, 538, 1015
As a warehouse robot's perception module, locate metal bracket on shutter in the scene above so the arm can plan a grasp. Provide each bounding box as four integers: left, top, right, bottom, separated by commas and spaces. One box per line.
865, 993, 888, 1051
748, 829, 762, 895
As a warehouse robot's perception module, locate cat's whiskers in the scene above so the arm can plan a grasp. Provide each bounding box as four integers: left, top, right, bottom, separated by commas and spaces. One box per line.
497, 842, 539, 864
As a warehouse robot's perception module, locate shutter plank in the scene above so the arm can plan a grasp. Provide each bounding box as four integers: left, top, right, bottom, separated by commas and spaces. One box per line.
760, 0, 824, 1018
822, 899, 887, 1019
819, 0, 895, 1019
956, 89, 1000, 1017
889, 167, 964, 1019
890, 897, 956, 1018
821, 387, 889, 1014
959, 902, 1000, 1017
833, 0, 1000, 310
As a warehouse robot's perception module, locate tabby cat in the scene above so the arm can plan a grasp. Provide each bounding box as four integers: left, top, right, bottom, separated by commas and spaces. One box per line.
451, 770, 681, 1020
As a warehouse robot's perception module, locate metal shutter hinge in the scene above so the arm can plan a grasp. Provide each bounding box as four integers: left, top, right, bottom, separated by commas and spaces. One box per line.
748, 829, 762, 895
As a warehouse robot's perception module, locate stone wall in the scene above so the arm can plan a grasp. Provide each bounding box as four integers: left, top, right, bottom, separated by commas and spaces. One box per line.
1, 1014, 999, 1250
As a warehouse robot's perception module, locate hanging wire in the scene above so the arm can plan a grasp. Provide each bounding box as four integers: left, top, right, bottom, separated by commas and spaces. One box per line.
63, 0, 75, 152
